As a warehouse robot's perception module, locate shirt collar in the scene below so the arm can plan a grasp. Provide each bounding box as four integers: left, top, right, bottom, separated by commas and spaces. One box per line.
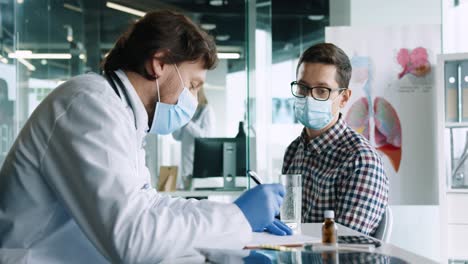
300, 114, 347, 154
114, 70, 149, 133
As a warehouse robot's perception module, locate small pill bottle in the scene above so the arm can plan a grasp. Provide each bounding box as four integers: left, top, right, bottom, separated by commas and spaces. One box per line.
322, 210, 338, 244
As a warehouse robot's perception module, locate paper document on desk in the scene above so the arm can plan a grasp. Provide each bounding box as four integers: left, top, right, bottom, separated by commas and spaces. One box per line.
245, 232, 320, 248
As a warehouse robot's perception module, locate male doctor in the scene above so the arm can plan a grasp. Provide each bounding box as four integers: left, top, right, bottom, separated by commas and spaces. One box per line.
0, 10, 291, 263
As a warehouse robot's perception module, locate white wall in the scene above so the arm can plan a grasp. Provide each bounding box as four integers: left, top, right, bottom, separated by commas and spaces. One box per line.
205, 89, 227, 137
268, 59, 302, 182
330, 0, 441, 27
225, 70, 248, 137
206, 59, 248, 138
329, 0, 441, 262
205, 59, 228, 136
443, 0, 468, 53
389, 205, 440, 262
329, 0, 350, 26
350, 0, 440, 27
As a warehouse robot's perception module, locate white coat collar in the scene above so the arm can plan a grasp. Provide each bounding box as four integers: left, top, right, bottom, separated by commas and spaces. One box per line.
114, 70, 149, 133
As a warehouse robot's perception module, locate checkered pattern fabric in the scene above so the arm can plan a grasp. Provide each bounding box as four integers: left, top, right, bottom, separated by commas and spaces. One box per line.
282, 115, 389, 236
337, 235, 381, 246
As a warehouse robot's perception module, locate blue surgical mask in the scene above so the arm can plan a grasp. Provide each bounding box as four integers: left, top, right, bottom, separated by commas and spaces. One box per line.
294, 97, 335, 130
149, 66, 198, 135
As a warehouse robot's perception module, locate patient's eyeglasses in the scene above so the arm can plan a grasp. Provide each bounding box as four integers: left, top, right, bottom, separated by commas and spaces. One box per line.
291, 81, 347, 101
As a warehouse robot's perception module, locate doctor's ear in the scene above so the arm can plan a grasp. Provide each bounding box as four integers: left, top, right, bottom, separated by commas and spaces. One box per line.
148, 51, 169, 79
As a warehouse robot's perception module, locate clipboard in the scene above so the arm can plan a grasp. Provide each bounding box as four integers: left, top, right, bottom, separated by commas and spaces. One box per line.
157, 166, 178, 192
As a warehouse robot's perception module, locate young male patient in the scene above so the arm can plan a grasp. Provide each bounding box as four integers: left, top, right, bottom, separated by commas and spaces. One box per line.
282, 43, 389, 236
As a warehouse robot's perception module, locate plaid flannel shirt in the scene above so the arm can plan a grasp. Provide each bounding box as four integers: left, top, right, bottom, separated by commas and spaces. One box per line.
282, 115, 389, 236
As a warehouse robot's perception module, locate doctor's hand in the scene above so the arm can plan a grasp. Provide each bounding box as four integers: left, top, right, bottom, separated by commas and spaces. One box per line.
264, 219, 292, 236
234, 184, 287, 233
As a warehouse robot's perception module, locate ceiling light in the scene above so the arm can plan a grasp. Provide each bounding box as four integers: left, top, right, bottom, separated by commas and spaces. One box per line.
17, 58, 36, 71
216, 35, 230, 41
63, 3, 82, 12
217, 52, 240, 59
17, 0, 24, 4
106, 2, 145, 17
79, 54, 86, 60
209, 0, 224, 6
307, 15, 325, 21
201, 23, 217, 31
15, 50, 32, 56
40, 59, 47, 65
64, 25, 74, 43
9, 51, 72, 60
0, 55, 7, 64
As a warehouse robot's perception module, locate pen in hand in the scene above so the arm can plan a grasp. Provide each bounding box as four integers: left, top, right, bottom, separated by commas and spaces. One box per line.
247, 170, 281, 220
247, 170, 262, 185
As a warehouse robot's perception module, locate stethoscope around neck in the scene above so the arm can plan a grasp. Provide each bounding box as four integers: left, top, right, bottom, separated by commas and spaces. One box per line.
104, 70, 138, 130
104, 71, 125, 99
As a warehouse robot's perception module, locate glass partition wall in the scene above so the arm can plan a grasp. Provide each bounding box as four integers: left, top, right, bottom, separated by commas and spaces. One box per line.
0, 0, 15, 164
0, 0, 327, 189
3, 0, 252, 191
247, 0, 328, 184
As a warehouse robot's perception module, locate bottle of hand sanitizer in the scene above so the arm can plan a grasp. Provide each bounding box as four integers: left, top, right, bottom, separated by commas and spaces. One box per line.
322, 210, 338, 244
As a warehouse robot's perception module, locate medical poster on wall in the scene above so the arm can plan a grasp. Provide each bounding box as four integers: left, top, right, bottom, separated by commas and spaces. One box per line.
326, 25, 440, 205
272, 98, 298, 124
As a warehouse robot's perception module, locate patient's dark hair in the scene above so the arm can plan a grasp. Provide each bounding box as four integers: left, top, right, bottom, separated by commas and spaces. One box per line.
101, 10, 218, 80
297, 43, 352, 88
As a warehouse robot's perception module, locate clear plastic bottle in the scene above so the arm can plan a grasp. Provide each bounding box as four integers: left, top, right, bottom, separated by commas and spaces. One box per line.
322, 210, 338, 244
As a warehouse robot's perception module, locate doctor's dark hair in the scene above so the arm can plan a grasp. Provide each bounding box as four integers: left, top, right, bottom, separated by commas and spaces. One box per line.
101, 10, 218, 80
296, 43, 352, 88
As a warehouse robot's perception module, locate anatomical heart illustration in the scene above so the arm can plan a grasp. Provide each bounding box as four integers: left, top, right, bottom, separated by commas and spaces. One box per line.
345, 56, 402, 172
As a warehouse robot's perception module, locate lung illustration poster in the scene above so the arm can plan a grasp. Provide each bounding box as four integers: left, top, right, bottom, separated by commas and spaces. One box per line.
326, 25, 440, 205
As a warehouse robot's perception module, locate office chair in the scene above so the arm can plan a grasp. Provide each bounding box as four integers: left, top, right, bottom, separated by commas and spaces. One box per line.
373, 206, 393, 243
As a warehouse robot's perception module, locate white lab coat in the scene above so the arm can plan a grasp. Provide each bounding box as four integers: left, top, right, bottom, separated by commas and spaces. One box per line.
172, 104, 215, 179
0, 70, 251, 263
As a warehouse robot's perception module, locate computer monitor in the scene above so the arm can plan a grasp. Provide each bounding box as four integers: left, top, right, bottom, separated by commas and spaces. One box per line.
192, 137, 246, 190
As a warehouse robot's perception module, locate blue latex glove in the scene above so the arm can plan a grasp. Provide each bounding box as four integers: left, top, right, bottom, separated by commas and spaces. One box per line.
243, 251, 273, 264
265, 219, 293, 236
234, 184, 285, 232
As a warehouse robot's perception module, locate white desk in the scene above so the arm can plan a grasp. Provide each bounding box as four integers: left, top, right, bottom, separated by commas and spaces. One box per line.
161, 190, 243, 198
302, 223, 437, 264
160, 190, 243, 203
155, 195, 437, 263
158, 222, 436, 264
